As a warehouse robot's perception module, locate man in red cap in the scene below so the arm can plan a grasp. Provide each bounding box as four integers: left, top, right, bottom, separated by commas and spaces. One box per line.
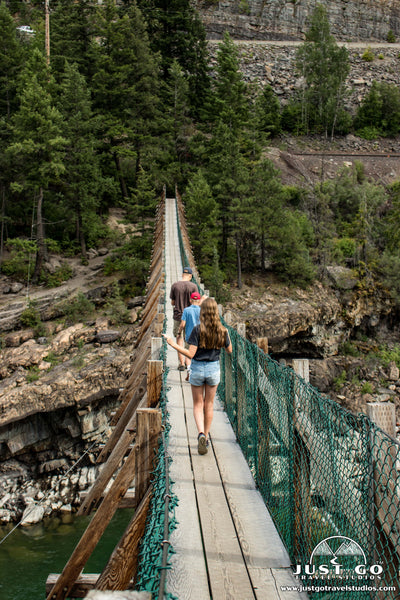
170, 266, 197, 370
178, 291, 203, 379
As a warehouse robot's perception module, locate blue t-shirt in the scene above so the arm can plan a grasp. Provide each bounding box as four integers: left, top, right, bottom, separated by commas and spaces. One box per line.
187, 324, 231, 362
181, 305, 201, 341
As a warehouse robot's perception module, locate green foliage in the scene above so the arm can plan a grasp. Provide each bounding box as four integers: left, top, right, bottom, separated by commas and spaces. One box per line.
103, 234, 151, 295
254, 84, 281, 139
184, 170, 218, 266
295, 4, 350, 138
376, 345, 400, 369
333, 237, 356, 263
57, 292, 95, 323
43, 351, 61, 367
361, 47, 374, 62
356, 126, 380, 140
356, 81, 400, 136
20, 300, 41, 328
44, 264, 73, 288
339, 341, 360, 357
334, 370, 347, 391
201, 247, 231, 303
361, 381, 374, 394
238, 0, 250, 15
1, 238, 36, 279
387, 29, 396, 43
103, 281, 131, 325
26, 365, 40, 383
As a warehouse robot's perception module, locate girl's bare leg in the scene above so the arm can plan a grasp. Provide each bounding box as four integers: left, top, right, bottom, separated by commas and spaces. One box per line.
203, 384, 218, 438
192, 384, 205, 434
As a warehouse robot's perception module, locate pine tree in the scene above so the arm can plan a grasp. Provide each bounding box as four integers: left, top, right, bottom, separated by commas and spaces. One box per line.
49, 0, 97, 80
296, 4, 350, 138
136, 0, 210, 116
91, 0, 161, 199
184, 169, 218, 266
7, 49, 67, 281
57, 61, 106, 257
0, 2, 24, 119
213, 32, 248, 133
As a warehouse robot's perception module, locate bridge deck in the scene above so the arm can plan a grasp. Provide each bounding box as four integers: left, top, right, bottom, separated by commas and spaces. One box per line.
164, 198, 307, 600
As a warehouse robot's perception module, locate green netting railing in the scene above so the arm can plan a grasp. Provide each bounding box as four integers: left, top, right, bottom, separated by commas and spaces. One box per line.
136, 202, 178, 599
219, 325, 400, 599
136, 343, 178, 599
174, 192, 400, 598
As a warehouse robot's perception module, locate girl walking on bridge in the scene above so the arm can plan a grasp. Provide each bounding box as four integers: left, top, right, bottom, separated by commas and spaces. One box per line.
164, 298, 232, 455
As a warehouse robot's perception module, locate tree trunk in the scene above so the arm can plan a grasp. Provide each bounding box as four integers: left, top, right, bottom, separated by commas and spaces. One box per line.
0, 187, 5, 267
113, 151, 128, 200
236, 234, 242, 289
33, 187, 47, 282
76, 208, 87, 258
261, 231, 266, 272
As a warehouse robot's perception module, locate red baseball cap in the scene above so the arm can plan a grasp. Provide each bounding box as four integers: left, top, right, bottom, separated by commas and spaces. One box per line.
191, 292, 201, 300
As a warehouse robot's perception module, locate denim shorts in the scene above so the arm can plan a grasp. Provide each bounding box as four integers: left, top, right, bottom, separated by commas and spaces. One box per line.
189, 359, 220, 387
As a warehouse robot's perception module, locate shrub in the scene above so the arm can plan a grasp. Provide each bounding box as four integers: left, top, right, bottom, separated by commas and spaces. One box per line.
58, 292, 95, 323
361, 381, 374, 394
104, 282, 131, 325
356, 126, 380, 140
339, 341, 359, 357
26, 365, 40, 383
44, 264, 73, 288
1, 238, 37, 280
362, 47, 374, 62
387, 29, 396, 43
20, 301, 46, 336
334, 370, 347, 391
20, 301, 41, 329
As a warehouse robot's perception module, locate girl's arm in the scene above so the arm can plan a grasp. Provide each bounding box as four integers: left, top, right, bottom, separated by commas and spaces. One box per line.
163, 334, 197, 359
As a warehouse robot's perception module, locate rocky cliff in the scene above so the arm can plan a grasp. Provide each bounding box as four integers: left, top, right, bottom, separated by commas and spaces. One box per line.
199, 0, 400, 42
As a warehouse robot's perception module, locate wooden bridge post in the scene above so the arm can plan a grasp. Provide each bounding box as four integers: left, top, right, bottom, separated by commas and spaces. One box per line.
151, 337, 162, 360
366, 401, 399, 593
147, 360, 163, 408
135, 408, 162, 507
292, 360, 311, 560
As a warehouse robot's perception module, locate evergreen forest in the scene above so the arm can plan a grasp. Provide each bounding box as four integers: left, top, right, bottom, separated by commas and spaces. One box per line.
2, 1, 400, 304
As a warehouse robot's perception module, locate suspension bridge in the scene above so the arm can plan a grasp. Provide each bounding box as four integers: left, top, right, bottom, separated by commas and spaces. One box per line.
45, 192, 400, 600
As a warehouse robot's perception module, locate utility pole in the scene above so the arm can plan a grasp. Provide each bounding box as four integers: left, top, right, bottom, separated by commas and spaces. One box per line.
45, 0, 50, 65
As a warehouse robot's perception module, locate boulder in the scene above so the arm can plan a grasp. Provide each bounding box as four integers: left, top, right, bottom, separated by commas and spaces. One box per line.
96, 330, 121, 344
21, 503, 44, 525
388, 361, 399, 382
326, 266, 358, 290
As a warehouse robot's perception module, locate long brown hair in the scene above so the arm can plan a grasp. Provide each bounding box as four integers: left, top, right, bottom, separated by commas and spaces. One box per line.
199, 297, 227, 349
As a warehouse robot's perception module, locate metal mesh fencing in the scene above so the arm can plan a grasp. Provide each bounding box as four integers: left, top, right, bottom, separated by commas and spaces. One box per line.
136, 203, 178, 599
219, 324, 400, 599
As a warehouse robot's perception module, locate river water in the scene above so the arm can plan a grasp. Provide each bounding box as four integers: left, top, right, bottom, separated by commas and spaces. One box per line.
0, 508, 133, 600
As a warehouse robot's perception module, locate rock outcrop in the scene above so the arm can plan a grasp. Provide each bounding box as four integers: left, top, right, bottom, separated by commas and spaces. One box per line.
224, 270, 395, 357
200, 0, 400, 42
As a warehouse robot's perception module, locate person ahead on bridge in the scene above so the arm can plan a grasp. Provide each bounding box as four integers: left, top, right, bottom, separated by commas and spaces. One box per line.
170, 266, 197, 371
178, 291, 203, 381
164, 297, 232, 455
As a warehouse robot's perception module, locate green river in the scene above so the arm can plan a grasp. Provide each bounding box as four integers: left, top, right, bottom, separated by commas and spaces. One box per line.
0, 508, 133, 600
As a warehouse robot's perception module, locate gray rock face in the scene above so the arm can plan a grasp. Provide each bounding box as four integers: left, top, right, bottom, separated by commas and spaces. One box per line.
200, 1, 400, 42
225, 279, 394, 358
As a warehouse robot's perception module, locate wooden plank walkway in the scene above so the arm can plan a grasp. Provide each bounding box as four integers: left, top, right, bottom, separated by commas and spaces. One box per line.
164, 197, 307, 600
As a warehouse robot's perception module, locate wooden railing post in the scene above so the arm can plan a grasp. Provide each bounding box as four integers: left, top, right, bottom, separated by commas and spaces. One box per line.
135, 408, 162, 507
151, 337, 162, 360
147, 360, 163, 408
